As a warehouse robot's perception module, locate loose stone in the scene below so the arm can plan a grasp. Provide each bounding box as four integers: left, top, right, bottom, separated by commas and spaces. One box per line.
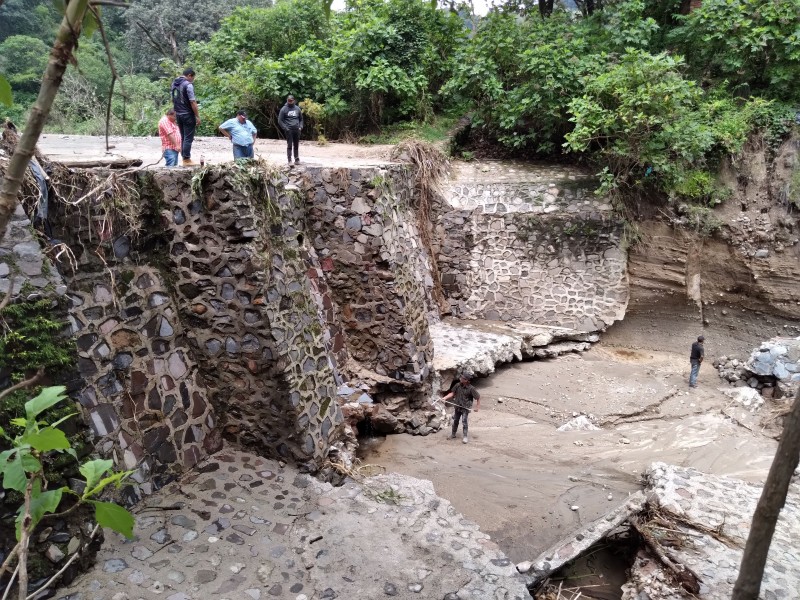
103, 559, 128, 573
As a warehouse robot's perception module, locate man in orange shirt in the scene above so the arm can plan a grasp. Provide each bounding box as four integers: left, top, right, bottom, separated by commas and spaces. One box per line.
158, 109, 182, 167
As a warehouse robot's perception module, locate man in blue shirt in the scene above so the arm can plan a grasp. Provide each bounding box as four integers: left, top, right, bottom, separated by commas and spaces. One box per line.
218, 110, 258, 160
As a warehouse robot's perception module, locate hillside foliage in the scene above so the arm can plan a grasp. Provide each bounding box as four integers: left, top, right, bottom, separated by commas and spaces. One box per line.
0, 0, 798, 202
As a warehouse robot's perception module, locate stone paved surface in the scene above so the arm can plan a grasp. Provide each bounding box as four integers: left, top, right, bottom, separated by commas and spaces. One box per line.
57, 447, 529, 600
622, 462, 800, 599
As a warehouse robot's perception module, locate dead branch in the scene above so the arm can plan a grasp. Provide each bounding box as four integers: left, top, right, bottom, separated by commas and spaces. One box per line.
600, 390, 679, 425
25, 524, 100, 600
630, 516, 702, 595
0, 367, 45, 402
0, 565, 18, 600
90, 5, 126, 152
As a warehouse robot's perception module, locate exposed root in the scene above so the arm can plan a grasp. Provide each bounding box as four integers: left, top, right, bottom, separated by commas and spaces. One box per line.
390, 139, 450, 314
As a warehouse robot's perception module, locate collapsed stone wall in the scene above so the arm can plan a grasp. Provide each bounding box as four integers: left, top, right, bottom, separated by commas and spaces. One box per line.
435, 163, 629, 332
296, 166, 437, 433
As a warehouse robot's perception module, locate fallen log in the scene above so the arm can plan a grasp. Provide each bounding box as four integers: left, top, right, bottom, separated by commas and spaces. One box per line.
59, 158, 142, 169
630, 516, 702, 595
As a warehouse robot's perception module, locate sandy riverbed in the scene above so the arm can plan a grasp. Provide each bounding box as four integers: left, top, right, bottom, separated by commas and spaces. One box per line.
360, 340, 778, 567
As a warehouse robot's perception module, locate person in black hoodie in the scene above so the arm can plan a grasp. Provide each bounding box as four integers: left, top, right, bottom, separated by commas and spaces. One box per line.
170, 68, 201, 166
278, 95, 303, 165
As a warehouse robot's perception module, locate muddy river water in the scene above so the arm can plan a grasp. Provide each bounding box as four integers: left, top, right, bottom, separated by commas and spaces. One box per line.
359, 344, 777, 568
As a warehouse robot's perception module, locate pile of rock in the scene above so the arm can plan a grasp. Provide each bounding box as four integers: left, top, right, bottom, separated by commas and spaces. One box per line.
714, 336, 800, 396
712, 356, 750, 385
338, 384, 442, 437
747, 336, 800, 382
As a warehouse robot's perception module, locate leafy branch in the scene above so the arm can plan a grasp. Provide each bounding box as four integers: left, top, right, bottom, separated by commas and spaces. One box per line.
0, 386, 134, 600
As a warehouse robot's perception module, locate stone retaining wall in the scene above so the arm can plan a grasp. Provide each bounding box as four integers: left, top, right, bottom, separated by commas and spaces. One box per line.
435, 162, 629, 332
1, 161, 438, 496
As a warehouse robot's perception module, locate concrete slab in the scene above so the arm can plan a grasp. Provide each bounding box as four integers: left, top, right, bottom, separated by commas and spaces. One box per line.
524, 491, 646, 587
56, 447, 529, 600
431, 318, 597, 378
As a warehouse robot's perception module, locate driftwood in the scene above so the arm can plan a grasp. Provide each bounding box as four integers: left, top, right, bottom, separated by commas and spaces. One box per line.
630, 516, 702, 595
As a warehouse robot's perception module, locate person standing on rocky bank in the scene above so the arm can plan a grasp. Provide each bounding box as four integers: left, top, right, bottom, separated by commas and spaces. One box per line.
158, 109, 181, 167
278, 95, 303, 165
171, 68, 201, 166
689, 335, 705, 388
218, 110, 258, 160
442, 372, 480, 444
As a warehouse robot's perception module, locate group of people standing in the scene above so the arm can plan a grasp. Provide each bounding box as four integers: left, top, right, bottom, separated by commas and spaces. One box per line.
157, 68, 304, 167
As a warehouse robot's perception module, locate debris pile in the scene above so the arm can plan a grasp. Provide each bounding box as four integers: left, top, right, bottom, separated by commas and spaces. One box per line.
525, 463, 800, 600
714, 335, 800, 396
557, 414, 601, 432
746, 336, 800, 383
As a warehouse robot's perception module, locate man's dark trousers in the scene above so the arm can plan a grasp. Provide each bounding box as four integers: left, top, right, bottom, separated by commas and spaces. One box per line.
452, 407, 469, 437
286, 128, 300, 161
176, 112, 196, 160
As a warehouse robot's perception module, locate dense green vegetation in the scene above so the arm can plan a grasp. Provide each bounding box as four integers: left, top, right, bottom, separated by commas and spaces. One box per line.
0, 0, 798, 202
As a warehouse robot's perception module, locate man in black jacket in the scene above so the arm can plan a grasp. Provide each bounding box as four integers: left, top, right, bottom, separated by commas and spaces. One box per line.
278, 95, 303, 165
689, 335, 705, 388
442, 372, 481, 444
170, 68, 201, 166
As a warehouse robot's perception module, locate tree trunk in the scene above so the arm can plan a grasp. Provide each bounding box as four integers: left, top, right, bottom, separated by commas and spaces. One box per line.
0, 0, 91, 244
732, 388, 800, 599
539, 0, 554, 18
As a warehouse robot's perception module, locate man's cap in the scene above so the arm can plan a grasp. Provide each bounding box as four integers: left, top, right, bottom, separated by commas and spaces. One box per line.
698, 335, 705, 341
459, 371, 473, 381
237, 110, 247, 117
287, 95, 295, 101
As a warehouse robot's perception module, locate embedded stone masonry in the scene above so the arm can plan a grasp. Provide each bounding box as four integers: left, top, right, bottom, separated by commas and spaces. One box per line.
8, 161, 439, 495
435, 161, 629, 332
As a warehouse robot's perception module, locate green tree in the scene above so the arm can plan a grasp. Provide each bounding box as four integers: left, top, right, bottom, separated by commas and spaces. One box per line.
329, 0, 465, 128
0, 0, 60, 44
565, 49, 764, 201
669, 0, 800, 101
445, 11, 600, 152
123, 0, 273, 72
0, 36, 51, 95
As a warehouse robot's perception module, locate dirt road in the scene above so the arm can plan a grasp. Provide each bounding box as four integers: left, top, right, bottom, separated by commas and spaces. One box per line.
38, 134, 395, 168
360, 343, 778, 565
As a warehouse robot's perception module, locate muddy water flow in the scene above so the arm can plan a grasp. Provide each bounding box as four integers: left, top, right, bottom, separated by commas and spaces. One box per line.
359, 344, 778, 571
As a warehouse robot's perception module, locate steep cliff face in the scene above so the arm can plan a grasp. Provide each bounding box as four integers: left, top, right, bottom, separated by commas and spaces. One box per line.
608, 135, 800, 356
